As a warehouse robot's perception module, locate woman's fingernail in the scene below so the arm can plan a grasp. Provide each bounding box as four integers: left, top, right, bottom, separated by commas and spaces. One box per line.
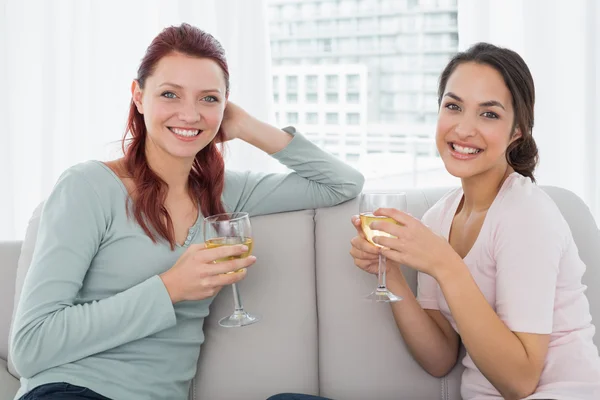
248, 256, 257, 261
241, 245, 248, 251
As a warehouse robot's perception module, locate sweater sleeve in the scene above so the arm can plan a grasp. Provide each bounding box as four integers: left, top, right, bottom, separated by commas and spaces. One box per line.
10, 167, 177, 378
223, 127, 365, 216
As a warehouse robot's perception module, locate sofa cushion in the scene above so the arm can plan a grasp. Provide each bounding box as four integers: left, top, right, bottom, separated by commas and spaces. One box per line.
315, 194, 460, 400
7, 202, 43, 378
0, 358, 19, 400
0, 241, 20, 361
195, 210, 320, 399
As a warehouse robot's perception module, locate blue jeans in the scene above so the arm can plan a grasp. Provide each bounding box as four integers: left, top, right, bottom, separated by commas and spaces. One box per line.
19, 383, 111, 400
267, 395, 332, 400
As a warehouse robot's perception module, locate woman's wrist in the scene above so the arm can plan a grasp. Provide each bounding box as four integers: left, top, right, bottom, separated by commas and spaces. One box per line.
238, 117, 293, 154
386, 262, 411, 291
159, 271, 181, 304
229, 112, 255, 142
432, 254, 468, 286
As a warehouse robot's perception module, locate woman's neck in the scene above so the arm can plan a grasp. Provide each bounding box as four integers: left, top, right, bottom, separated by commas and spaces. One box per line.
144, 142, 193, 195
460, 165, 514, 214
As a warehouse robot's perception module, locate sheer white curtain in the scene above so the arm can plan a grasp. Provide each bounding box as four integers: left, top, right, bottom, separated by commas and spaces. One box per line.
458, 0, 600, 217
0, 0, 276, 240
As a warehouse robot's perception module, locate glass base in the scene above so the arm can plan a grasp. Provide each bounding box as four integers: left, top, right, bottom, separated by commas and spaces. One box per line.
218, 310, 261, 328
365, 288, 403, 303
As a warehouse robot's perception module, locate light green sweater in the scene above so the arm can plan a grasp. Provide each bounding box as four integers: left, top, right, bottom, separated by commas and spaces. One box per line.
11, 129, 364, 400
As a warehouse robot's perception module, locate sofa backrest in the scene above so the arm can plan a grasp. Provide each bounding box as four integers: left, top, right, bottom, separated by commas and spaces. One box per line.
3, 186, 599, 400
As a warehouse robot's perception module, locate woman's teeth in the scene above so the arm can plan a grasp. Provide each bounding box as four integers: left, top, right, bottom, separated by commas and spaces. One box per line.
452, 143, 482, 154
170, 128, 200, 137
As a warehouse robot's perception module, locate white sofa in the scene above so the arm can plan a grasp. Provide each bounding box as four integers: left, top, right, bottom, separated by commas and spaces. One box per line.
1, 187, 599, 400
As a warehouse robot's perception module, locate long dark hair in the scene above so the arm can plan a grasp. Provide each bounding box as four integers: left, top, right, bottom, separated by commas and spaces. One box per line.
438, 42, 538, 182
123, 23, 228, 249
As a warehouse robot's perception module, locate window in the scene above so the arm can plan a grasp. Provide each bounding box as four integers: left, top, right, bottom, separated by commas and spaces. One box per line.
306, 112, 319, 124
306, 75, 318, 91
346, 93, 360, 103
346, 113, 361, 125
326, 93, 339, 103
346, 74, 360, 91
346, 153, 360, 163
286, 112, 299, 124
326, 113, 339, 124
268, 0, 459, 190
286, 76, 298, 92
306, 93, 318, 103
320, 39, 332, 52
326, 75, 339, 91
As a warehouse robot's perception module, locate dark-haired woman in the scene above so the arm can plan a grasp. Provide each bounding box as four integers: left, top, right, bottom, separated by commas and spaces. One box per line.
346, 42, 600, 399
10, 23, 364, 400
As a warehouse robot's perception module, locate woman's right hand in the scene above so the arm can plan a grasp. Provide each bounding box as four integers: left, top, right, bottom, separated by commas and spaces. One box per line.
349, 215, 381, 275
159, 243, 257, 303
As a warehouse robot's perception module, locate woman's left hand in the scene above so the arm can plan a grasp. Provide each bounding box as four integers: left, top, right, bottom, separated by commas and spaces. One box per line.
219, 101, 253, 142
370, 208, 461, 279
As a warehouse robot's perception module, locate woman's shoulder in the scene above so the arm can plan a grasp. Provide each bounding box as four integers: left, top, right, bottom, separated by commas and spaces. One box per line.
422, 187, 462, 224
492, 173, 569, 236
498, 173, 563, 219
54, 160, 127, 203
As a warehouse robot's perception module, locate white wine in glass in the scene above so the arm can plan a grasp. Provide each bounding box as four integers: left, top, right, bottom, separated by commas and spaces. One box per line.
203, 212, 260, 327
205, 237, 254, 268
358, 193, 407, 303
359, 213, 400, 247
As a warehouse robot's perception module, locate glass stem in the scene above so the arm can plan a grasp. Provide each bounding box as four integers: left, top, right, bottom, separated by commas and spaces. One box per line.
377, 252, 387, 290
232, 283, 244, 312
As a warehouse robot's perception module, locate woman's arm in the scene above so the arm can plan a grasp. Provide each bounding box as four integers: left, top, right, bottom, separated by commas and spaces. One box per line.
10, 167, 177, 378
436, 261, 551, 400
373, 193, 562, 400
349, 215, 459, 377
221, 106, 364, 215
224, 103, 293, 154
387, 267, 460, 377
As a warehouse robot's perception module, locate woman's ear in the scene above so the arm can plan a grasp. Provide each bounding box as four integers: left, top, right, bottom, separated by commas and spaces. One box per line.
510, 127, 522, 144
131, 80, 144, 114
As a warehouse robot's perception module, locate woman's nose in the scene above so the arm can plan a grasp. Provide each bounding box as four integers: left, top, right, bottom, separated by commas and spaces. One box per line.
454, 117, 476, 138
178, 102, 201, 124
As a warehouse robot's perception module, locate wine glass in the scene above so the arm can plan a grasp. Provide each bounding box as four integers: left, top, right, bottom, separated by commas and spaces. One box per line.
359, 193, 408, 302
203, 212, 260, 327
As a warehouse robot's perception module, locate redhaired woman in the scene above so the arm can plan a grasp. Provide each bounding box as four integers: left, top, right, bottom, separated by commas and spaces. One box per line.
10, 23, 364, 400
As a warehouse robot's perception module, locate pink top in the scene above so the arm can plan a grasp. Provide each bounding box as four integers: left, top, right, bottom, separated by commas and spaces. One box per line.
417, 172, 600, 400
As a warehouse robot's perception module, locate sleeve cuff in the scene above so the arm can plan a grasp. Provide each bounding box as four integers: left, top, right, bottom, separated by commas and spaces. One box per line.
142, 275, 177, 328
269, 126, 307, 161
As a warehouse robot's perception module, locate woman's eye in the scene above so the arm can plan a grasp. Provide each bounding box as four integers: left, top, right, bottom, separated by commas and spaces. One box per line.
445, 103, 460, 111
161, 91, 177, 99
202, 96, 219, 103
482, 111, 499, 119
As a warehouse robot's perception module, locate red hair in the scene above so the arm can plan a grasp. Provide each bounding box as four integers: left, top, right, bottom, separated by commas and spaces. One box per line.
122, 23, 228, 249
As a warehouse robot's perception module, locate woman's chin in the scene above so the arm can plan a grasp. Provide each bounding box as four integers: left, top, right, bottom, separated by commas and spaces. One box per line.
443, 161, 481, 180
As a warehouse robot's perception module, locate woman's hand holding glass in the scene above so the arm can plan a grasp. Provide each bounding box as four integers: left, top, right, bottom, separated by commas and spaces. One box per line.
159, 243, 256, 304
350, 215, 407, 284
349, 216, 381, 275
367, 208, 460, 280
